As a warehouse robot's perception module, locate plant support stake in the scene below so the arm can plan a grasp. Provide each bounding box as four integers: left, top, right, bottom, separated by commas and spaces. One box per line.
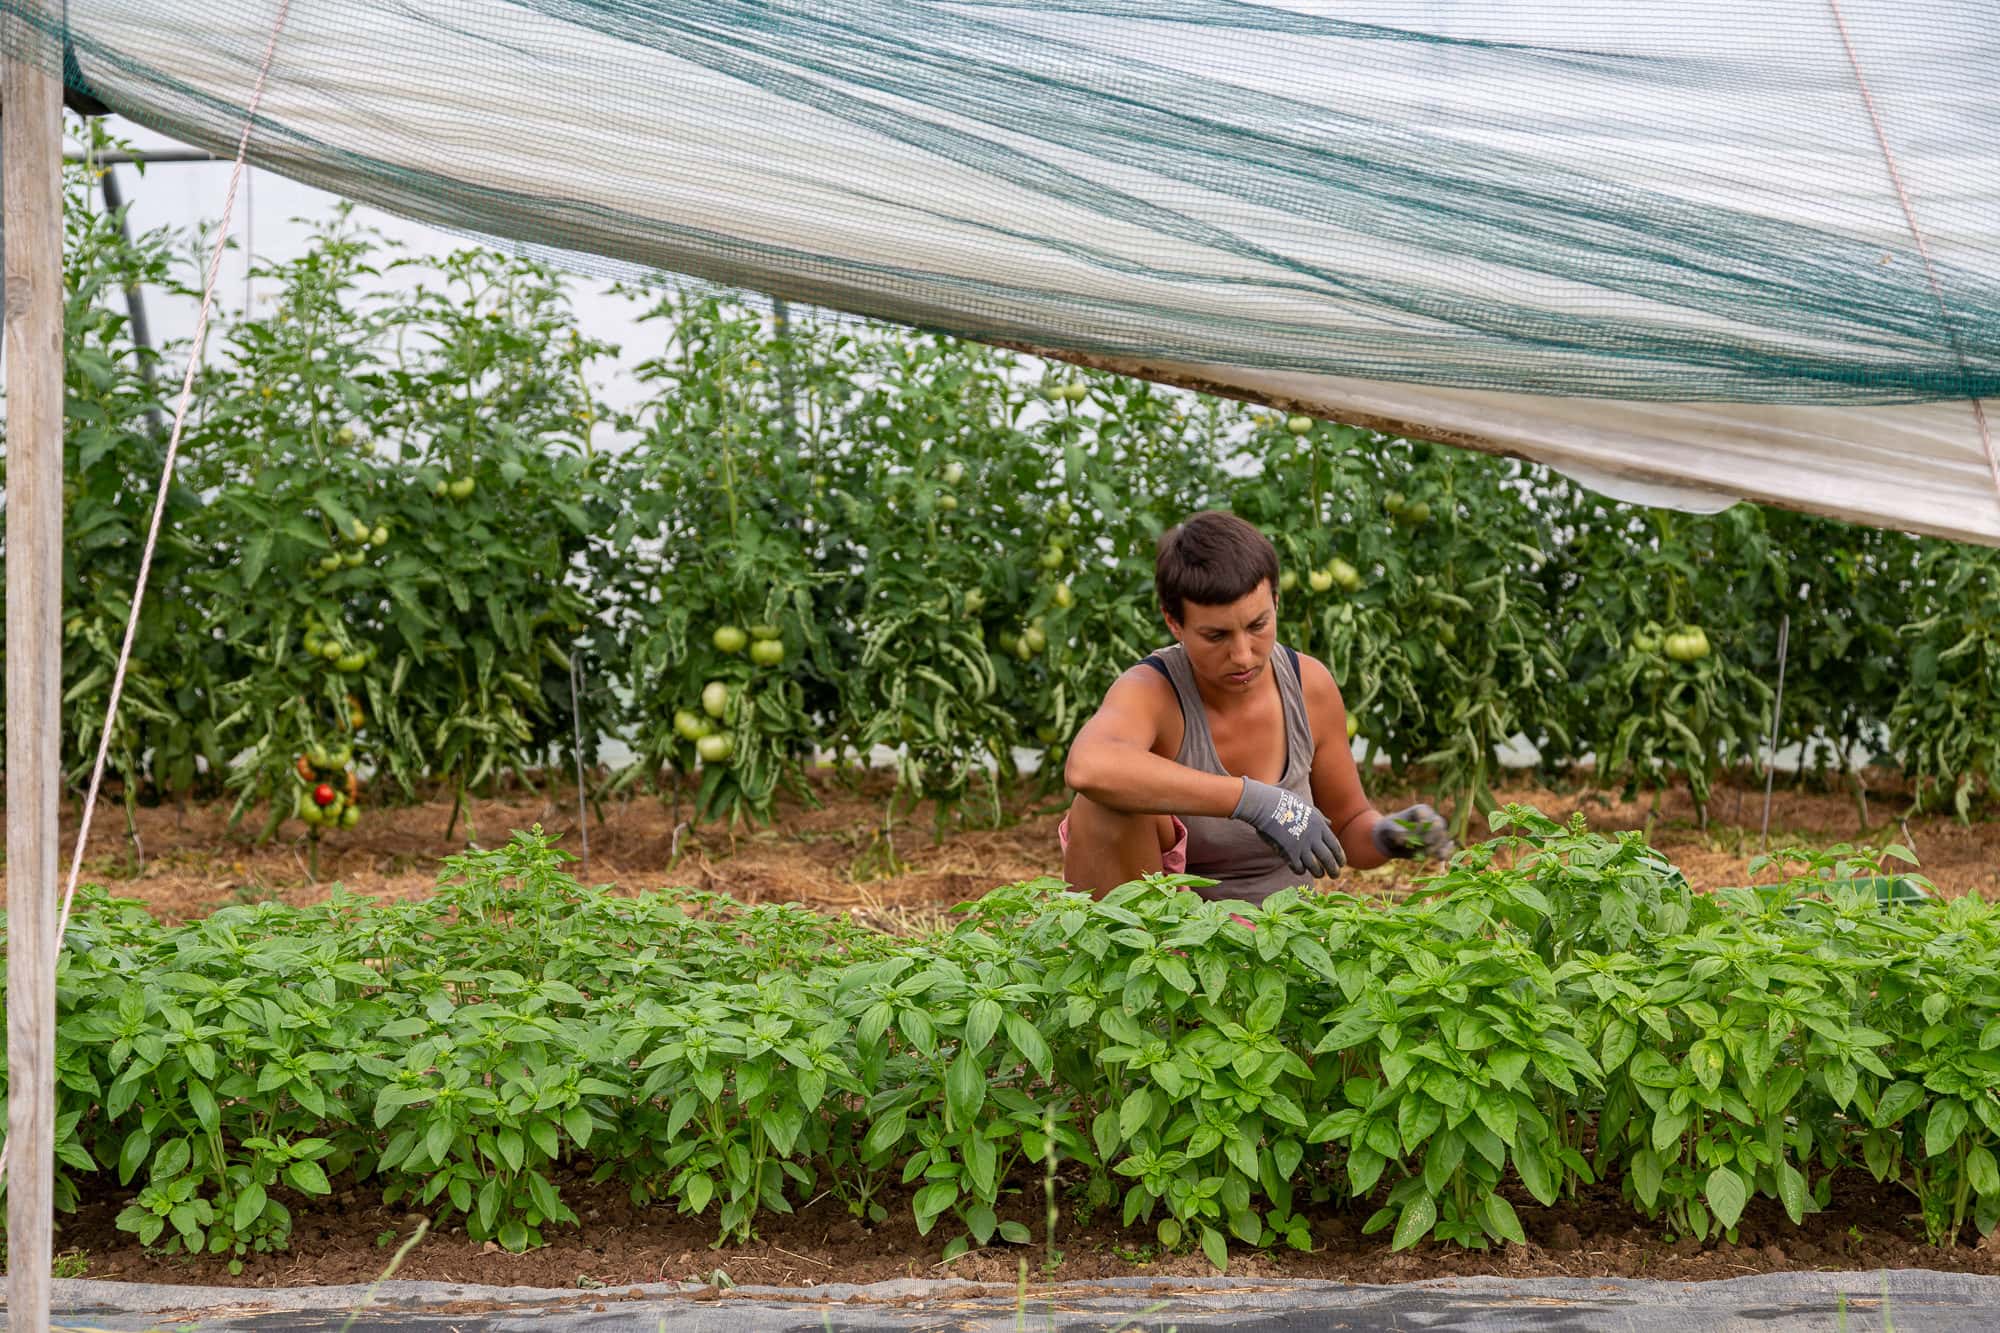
570, 652, 589, 877
1760, 612, 1790, 853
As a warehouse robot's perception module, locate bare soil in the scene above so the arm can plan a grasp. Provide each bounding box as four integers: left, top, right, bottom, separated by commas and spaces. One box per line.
48, 1163, 2000, 1291
9, 765, 1995, 928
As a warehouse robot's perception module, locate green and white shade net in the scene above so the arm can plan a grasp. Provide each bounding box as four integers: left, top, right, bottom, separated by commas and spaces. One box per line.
15, 0, 2000, 542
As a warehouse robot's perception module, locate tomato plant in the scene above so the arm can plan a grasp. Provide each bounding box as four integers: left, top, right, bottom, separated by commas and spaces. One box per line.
1888, 544, 2000, 820
613, 291, 825, 827
1545, 498, 1772, 825
20, 148, 2000, 842
1013, 369, 1233, 794
1238, 431, 1567, 836
809, 327, 1042, 832
4, 122, 219, 854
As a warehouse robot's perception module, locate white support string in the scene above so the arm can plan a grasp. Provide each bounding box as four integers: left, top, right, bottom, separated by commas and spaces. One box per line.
0, 0, 294, 1188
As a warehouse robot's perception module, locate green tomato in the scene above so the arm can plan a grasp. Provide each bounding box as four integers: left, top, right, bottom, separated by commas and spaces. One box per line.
748, 623, 781, 641
1665, 627, 1711, 662
938, 493, 959, 512
340, 805, 361, 830
304, 630, 326, 656
1345, 712, 1360, 741
343, 550, 365, 568
320, 640, 345, 662
1285, 414, 1314, 436
336, 425, 357, 446
941, 460, 965, 485
1277, 569, 1299, 594
964, 589, 986, 615
349, 517, 371, 543
1402, 500, 1432, 525
1022, 624, 1048, 655
1307, 568, 1335, 594
1052, 582, 1073, 609
1384, 490, 1407, 516
701, 680, 731, 719
432, 479, 449, 498
370, 525, 389, 547
1329, 557, 1361, 591
674, 709, 711, 741
713, 624, 749, 654
335, 651, 369, 673
1039, 544, 1065, 570
448, 476, 476, 500
696, 733, 734, 764
318, 554, 343, 574
1632, 630, 1661, 654
750, 637, 786, 667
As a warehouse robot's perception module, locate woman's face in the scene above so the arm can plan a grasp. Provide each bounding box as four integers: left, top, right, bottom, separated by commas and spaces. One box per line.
1165, 579, 1278, 696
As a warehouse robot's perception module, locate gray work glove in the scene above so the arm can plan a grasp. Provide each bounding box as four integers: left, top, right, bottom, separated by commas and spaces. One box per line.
1233, 778, 1345, 880
1371, 803, 1456, 861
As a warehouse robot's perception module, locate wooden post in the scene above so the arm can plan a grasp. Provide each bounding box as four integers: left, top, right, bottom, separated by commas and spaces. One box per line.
4, 3, 65, 1330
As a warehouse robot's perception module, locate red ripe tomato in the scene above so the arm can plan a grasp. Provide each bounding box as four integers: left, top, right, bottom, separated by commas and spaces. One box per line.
313, 783, 337, 808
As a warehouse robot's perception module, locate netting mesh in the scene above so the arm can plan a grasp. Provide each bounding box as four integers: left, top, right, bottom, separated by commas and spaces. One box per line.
7, 1, 2000, 543
15, 0, 2000, 404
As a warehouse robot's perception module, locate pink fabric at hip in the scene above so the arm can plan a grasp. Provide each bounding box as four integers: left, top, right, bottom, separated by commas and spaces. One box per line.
1057, 812, 1188, 872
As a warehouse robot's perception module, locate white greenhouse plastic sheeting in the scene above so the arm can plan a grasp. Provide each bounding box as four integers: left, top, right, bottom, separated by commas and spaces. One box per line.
22, 0, 2000, 542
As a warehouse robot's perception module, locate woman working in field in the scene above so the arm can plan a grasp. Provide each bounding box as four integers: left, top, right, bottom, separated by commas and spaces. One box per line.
1060, 510, 1454, 904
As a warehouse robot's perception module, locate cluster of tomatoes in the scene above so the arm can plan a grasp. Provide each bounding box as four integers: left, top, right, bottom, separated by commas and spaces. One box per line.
294, 695, 366, 832
314, 515, 390, 579
1633, 624, 1713, 662
711, 622, 786, 668
301, 611, 377, 675
668, 624, 793, 768
1279, 557, 1363, 597
294, 750, 362, 831
1382, 490, 1433, 527
992, 541, 1071, 663
997, 620, 1049, 661
672, 679, 737, 766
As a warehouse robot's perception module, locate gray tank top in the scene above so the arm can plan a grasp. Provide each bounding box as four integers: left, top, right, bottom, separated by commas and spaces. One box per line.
1146, 643, 1320, 905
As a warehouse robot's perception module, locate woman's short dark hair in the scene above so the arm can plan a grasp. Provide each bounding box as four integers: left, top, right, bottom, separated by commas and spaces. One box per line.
1155, 511, 1280, 622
